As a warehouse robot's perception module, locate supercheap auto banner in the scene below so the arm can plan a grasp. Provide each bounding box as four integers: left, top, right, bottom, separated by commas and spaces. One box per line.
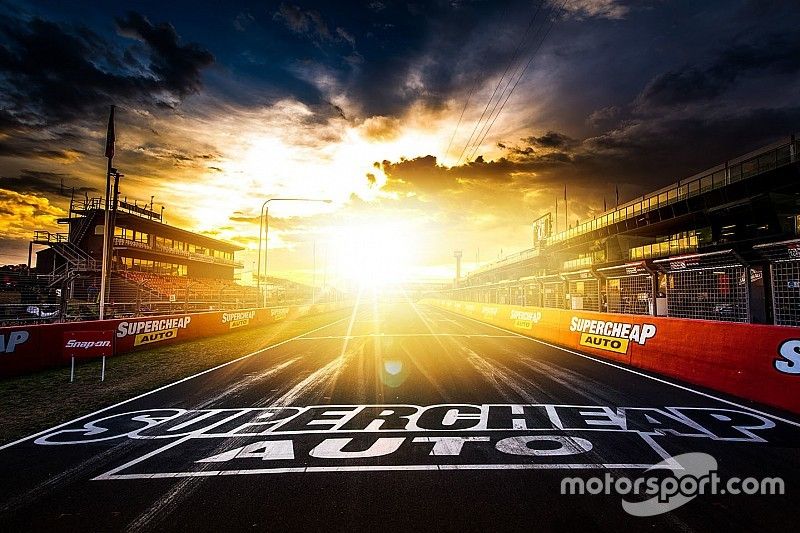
422, 299, 800, 415
0, 301, 351, 377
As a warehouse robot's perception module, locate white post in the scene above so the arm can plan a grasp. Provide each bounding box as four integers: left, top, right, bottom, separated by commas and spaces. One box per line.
101, 356, 106, 382
70, 356, 75, 383
312, 240, 317, 302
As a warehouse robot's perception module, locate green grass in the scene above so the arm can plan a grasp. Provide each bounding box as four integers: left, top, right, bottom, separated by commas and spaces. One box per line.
0, 308, 351, 445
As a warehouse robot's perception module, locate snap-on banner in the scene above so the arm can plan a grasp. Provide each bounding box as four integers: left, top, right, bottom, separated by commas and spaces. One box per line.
422, 298, 800, 415
0, 302, 351, 377
62, 330, 115, 360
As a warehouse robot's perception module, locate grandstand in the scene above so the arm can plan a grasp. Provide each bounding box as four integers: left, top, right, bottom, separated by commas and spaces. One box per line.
435, 134, 800, 326
26, 194, 261, 321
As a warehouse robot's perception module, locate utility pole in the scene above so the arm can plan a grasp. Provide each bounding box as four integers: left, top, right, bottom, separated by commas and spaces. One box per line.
257, 198, 332, 307
99, 105, 115, 320
453, 250, 462, 288
312, 240, 317, 302
555, 197, 558, 233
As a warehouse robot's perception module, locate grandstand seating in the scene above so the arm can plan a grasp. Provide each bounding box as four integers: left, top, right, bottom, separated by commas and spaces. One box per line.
118, 270, 258, 303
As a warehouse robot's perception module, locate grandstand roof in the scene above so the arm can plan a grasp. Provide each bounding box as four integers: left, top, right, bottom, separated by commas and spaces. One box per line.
112, 213, 243, 252
60, 207, 244, 252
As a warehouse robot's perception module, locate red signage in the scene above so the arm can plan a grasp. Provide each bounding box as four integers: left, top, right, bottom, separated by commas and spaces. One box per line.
425, 298, 800, 415
63, 330, 115, 359
0, 301, 351, 377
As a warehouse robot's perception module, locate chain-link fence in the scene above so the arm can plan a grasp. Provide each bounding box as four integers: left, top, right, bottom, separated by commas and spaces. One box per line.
563, 270, 601, 311
541, 275, 566, 309
597, 262, 655, 315
654, 250, 749, 323
755, 239, 800, 326
521, 277, 541, 307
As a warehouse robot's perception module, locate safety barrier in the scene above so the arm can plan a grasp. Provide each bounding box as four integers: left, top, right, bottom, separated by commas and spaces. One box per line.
422, 298, 800, 415
0, 301, 351, 377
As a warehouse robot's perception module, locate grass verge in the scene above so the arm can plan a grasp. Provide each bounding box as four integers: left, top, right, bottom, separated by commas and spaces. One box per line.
0, 308, 350, 445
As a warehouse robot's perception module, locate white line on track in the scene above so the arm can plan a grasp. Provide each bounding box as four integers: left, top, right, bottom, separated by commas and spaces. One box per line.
97, 463, 660, 479
436, 306, 800, 429
0, 314, 355, 452
295, 334, 520, 340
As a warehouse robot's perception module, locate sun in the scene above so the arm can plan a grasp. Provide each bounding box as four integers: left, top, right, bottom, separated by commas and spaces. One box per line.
328, 221, 419, 288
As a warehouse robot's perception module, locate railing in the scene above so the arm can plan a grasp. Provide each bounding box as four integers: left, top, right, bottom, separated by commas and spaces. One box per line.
546, 137, 796, 246
115, 237, 151, 250
114, 239, 241, 267
469, 248, 540, 276
33, 231, 69, 243
73, 196, 161, 220
70, 210, 96, 245
629, 237, 699, 261
33, 231, 98, 273
0, 303, 61, 326
562, 256, 593, 270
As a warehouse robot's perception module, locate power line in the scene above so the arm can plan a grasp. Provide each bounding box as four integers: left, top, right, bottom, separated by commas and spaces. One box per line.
444, 74, 480, 162
454, 1, 546, 167
464, 1, 550, 162
466, 0, 567, 163
454, 1, 544, 166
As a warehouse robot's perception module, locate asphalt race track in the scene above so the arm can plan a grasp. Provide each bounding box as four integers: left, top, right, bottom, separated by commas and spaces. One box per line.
1, 299, 799, 532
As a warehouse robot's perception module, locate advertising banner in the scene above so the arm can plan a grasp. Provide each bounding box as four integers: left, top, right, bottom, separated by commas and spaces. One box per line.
422, 299, 800, 415
63, 330, 114, 360
0, 301, 351, 377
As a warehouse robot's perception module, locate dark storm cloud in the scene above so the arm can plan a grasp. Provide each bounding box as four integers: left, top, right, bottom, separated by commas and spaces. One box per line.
0, 140, 84, 162
380, 154, 518, 195
382, 104, 800, 204
273, 3, 332, 41
521, 131, 577, 149
0, 169, 98, 196
0, 11, 214, 129
127, 143, 222, 168
332, 1, 566, 117
115, 12, 214, 100
0, 8, 216, 203
637, 27, 800, 108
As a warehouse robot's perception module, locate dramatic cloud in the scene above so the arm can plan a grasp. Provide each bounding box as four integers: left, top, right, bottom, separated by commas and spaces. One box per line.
0, 11, 214, 129
359, 116, 402, 142
0, 0, 798, 280
0, 188, 65, 240
115, 12, 214, 100
0, 170, 97, 196
273, 3, 332, 42
637, 27, 800, 108
561, 0, 629, 20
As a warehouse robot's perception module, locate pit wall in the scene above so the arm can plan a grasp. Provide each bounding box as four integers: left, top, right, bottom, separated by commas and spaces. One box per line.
421, 298, 800, 415
0, 301, 352, 377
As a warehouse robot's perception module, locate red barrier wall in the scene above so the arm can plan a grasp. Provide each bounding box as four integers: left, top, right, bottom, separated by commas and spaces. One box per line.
422, 299, 800, 415
0, 302, 351, 377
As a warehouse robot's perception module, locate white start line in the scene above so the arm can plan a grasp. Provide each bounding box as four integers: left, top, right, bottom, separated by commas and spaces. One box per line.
30, 403, 782, 480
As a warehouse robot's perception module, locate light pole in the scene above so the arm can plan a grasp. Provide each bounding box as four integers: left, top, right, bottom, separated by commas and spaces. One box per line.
256, 198, 332, 307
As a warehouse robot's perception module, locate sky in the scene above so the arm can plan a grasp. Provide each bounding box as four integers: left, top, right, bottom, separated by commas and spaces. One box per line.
1, 0, 799, 285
